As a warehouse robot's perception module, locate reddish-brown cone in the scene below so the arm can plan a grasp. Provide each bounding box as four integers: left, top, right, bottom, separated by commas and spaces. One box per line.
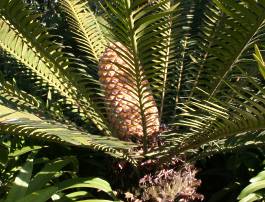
98, 42, 160, 140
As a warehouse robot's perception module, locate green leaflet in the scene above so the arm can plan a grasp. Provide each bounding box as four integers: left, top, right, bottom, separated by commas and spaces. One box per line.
9, 146, 43, 157
254, 44, 265, 80
5, 153, 35, 202
15, 187, 58, 202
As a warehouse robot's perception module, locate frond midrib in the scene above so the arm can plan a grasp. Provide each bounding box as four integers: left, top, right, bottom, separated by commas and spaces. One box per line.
126, 2, 151, 153
158, 1, 173, 121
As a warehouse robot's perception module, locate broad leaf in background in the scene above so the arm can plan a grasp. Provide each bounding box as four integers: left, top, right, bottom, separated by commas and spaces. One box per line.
237, 162, 265, 202
2, 150, 119, 202
5, 153, 35, 202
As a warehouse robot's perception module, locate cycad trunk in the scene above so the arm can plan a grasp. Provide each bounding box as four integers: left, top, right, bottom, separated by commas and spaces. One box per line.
98, 42, 160, 140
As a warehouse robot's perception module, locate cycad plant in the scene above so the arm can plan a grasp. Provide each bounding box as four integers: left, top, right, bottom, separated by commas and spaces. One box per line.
1, 0, 265, 195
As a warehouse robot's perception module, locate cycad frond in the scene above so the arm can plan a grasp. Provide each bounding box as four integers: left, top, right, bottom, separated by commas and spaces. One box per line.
101, 0, 178, 151
160, 0, 205, 121
185, 1, 224, 101
1, 0, 265, 163
155, 75, 265, 159
0, 75, 77, 124
59, 0, 106, 63
188, 130, 265, 162
147, 0, 265, 159
0, 0, 110, 135
191, 0, 265, 100
146, 1, 180, 122
59, 0, 108, 119
0, 104, 137, 164
0, 77, 42, 112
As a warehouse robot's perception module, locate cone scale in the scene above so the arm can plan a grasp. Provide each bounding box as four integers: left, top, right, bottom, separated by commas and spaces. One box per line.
98, 42, 160, 140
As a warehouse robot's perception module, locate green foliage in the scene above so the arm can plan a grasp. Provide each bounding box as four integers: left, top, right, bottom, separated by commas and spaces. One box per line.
197, 149, 265, 202
238, 162, 265, 202
254, 45, 265, 80
0, 0, 111, 135
1, 0, 265, 201
0, 146, 119, 202
0, 104, 136, 164
59, 0, 106, 62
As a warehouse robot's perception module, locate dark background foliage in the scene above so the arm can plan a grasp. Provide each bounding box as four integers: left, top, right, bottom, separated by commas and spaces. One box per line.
197, 148, 265, 201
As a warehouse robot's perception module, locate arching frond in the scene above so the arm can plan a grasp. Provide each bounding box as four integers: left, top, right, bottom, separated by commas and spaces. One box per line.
143, 0, 181, 122
101, 0, 179, 152
0, 0, 110, 135
59, 0, 106, 64
59, 0, 109, 119
154, 74, 265, 159
191, 0, 265, 100
185, 0, 225, 101
0, 75, 79, 126
145, 0, 265, 160
160, 0, 210, 122
0, 77, 42, 112
0, 104, 137, 164
187, 130, 265, 162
